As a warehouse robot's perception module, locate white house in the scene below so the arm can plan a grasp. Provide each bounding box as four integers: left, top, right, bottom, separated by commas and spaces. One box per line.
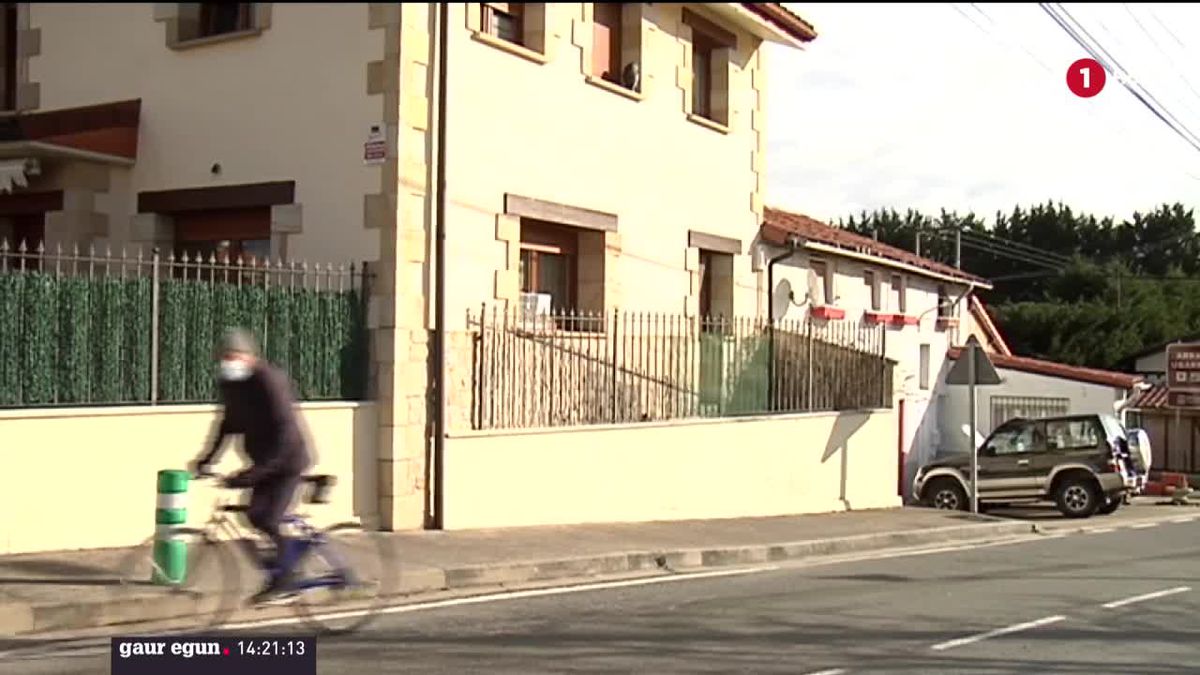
757, 207, 992, 500
755, 209, 1145, 502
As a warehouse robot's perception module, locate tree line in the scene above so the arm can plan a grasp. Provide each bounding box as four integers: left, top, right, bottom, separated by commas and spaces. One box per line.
838, 202, 1200, 370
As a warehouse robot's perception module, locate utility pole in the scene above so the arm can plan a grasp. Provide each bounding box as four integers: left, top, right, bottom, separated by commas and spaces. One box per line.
954, 228, 962, 269
915, 231, 922, 257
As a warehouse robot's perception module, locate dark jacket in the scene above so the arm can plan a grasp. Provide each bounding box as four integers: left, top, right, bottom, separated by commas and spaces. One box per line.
198, 361, 311, 485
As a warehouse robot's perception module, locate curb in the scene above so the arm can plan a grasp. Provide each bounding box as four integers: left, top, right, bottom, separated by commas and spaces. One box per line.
3, 519, 1036, 637
1033, 512, 1200, 536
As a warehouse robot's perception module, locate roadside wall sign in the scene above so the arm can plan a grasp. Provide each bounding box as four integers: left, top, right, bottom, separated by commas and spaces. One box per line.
363, 123, 386, 165
1166, 342, 1200, 408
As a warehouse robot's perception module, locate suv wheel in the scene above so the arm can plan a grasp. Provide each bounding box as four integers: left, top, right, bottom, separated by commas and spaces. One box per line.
925, 478, 968, 511
1055, 477, 1100, 518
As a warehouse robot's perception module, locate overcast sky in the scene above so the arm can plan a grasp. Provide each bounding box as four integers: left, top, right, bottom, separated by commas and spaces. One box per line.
768, 3, 1200, 225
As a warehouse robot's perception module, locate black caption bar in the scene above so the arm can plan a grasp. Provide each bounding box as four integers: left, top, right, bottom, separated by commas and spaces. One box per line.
112, 636, 316, 675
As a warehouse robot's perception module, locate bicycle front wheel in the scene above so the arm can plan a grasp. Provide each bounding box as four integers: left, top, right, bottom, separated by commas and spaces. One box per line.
109, 529, 240, 632
292, 522, 394, 634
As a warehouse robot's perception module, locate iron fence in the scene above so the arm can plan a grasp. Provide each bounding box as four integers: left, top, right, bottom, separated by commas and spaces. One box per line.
470, 306, 892, 430
0, 239, 370, 407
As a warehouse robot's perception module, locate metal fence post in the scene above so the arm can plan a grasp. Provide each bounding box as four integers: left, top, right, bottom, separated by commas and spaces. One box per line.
150, 247, 161, 404
610, 307, 619, 423
806, 315, 814, 411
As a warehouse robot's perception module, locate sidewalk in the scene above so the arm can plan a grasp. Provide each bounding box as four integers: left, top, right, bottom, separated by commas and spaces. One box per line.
0, 507, 1035, 637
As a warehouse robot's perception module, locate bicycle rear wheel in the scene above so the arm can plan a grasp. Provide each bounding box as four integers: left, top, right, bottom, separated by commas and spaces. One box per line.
291, 522, 393, 634
109, 530, 240, 632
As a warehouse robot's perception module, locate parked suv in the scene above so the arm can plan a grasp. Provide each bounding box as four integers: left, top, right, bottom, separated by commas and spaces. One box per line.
913, 414, 1132, 518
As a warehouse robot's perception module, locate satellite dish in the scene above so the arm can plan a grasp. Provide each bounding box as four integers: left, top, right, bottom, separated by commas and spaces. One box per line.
805, 268, 821, 305
772, 278, 793, 321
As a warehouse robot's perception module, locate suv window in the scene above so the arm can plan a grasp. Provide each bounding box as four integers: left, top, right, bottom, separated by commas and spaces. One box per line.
1045, 418, 1103, 451
988, 422, 1040, 455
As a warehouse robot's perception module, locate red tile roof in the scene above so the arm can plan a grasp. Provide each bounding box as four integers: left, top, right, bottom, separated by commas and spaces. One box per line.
742, 3, 818, 42
761, 207, 990, 286
968, 296, 1012, 357
946, 348, 1142, 389
1126, 384, 1168, 410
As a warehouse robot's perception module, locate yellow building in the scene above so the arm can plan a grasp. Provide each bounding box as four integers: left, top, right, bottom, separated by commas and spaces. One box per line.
1, 4, 947, 547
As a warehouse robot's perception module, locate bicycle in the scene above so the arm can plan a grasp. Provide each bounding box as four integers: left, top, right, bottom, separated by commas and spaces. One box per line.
110, 472, 393, 634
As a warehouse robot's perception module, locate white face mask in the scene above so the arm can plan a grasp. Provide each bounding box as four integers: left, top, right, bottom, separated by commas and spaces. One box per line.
218, 359, 253, 382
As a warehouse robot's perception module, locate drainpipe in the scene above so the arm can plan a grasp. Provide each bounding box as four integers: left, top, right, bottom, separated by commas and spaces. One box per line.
430, 1, 449, 530
765, 233, 804, 408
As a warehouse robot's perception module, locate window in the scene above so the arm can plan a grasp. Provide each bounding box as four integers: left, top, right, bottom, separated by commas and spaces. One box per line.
0, 3, 16, 111
698, 249, 733, 331
986, 421, 1039, 456
589, 3, 641, 92
519, 219, 578, 314
989, 396, 1070, 432
863, 270, 881, 311
198, 3, 253, 38
937, 285, 953, 318
919, 344, 930, 390
683, 9, 733, 127
172, 206, 272, 281
483, 2, 524, 45
592, 3, 622, 83
1045, 418, 1103, 452
691, 34, 714, 119
890, 274, 906, 313
1, 213, 46, 271
810, 259, 835, 305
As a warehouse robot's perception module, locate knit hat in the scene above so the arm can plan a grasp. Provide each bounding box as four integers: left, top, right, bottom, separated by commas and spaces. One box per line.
218, 327, 259, 357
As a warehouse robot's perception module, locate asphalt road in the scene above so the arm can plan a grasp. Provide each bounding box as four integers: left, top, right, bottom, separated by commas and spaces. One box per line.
6, 517, 1200, 674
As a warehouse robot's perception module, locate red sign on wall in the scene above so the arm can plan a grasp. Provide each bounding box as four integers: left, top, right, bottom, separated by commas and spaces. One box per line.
1166, 343, 1200, 408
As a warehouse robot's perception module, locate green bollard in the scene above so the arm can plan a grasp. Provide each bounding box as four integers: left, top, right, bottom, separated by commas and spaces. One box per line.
152, 469, 189, 585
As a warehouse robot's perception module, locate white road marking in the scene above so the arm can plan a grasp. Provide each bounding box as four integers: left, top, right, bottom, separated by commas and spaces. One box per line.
802, 669, 847, 675
1130, 523, 1158, 529
930, 615, 1066, 652
1088, 527, 1115, 534
1170, 516, 1197, 524
1102, 586, 1191, 609
0, 531, 1069, 662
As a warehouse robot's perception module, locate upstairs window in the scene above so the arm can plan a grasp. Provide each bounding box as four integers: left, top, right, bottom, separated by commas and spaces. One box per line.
890, 274, 907, 313
863, 270, 881, 311
937, 285, 953, 318
691, 33, 715, 119
592, 3, 622, 82
1, 3, 15, 111
198, 3, 253, 38
483, 2, 525, 45
683, 9, 734, 127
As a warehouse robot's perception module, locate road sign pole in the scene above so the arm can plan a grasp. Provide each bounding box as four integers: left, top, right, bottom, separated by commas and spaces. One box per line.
968, 341, 978, 514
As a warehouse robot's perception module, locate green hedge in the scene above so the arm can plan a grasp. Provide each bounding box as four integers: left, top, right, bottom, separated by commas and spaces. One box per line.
0, 270, 367, 407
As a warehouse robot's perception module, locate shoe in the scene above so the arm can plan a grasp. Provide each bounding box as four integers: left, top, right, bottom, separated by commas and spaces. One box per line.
249, 576, 299, 606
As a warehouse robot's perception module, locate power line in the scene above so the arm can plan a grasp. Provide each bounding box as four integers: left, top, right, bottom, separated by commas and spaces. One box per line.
1053, 3, 1200, 148
946, 3, 1200, 182
959, 229, 1073, 265
1145, 6, 1186, 50
1121, 3, 1200, 113
958, 238, 1066, 271
1040, 3, 1200, 154
966, 3, 1057, 74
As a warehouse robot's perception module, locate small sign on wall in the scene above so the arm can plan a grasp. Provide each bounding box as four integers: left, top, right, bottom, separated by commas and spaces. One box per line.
363, 124, 386, 165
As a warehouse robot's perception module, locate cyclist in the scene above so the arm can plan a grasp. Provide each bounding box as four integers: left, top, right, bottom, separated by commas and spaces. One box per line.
190, 327, 312, 604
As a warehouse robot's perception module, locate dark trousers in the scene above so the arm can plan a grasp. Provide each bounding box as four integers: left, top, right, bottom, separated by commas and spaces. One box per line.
246, 472, 302, 555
